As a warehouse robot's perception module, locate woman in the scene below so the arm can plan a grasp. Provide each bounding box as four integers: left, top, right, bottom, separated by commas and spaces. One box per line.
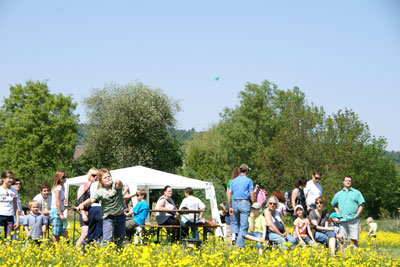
226, 167, 240, 242
309, 196, 336, 255
11, 178, 24, 240
155, 186, 187, 241
271, 190, 287, 217
291, 178, 308, 218
77, 168, 125, 247
50, 171, 68, 242
264, 196, 296, 250
0, 170, 19, 239
76, 168, 103, 248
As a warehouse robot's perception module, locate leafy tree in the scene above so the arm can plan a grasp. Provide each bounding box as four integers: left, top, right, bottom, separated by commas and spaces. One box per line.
0, 81, 78, 201
83, 82, 182, 172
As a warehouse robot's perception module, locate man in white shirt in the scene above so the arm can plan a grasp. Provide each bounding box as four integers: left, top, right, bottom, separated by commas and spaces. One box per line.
304, 170, 322, 212
180, 187, 206, 239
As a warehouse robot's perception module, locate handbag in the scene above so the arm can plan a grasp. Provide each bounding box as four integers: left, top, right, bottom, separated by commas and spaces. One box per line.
75, 182, 92, 211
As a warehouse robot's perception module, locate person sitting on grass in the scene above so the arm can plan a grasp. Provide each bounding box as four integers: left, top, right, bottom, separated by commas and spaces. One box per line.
293, 205, 316, 247
23, 200, 48, 244
366, 217, 377, 240
244, 202, 266, 255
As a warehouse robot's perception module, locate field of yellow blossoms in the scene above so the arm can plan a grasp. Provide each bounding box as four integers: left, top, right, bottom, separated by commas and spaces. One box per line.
1, 230, 399, 267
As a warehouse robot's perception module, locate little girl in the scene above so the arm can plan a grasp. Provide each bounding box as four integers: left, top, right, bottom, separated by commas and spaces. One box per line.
366, 217, 377, 240
0, 170, 19, 239
293, 205, 316, 247
50, 171, 68, 242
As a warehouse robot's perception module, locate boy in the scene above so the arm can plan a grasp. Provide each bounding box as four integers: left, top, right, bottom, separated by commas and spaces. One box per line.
244, 202, 266, 255
293, 205, 316, 247
33, 183, 52, 216
329, 212, 344, 250
24, 200, 48, 243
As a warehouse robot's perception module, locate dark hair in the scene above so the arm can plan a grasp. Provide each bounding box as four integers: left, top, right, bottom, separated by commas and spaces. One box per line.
139, 189, 147, 199
313, 170, 322, 176
40, 183, 50, 191
296, 177, 307, 187
271, 190, 286, 203
344, 176, 352, 181
232, 168, 240, 179
12, 178, 22, 185
163, 185, 172, 192
1, 170, 14, 179
185, 187, 193, 195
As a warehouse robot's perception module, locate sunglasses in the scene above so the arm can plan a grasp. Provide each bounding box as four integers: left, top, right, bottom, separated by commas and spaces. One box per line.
269, 202, 277, 206
316, 202, 323, 205
91, 174, 98, 177
62, 175, 67, 179
315, 176, 321, 180
14, 183, 22, 185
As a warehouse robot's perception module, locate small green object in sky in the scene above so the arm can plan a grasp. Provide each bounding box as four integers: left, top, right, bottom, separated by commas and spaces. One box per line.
214, 76, 220, 81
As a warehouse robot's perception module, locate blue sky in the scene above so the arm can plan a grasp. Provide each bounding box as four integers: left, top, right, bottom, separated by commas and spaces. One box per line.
1, 1, 399, 151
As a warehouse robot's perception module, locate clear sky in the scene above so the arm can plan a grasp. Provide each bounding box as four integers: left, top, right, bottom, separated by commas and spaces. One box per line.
1, 1, 399, 151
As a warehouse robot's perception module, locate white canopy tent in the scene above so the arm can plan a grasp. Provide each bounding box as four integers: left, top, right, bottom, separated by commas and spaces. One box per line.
65, 165, 221, 225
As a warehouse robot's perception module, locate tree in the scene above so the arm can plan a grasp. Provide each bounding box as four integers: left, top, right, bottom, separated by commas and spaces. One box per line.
83, 82, 182, 172
0, 81, 78, 201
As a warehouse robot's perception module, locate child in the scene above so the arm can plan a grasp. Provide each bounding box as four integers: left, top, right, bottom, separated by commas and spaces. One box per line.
0, 170, 20, 239
328, 212, 344, 250
366, 217, 377, 239
244, 202, 266, 255
24, 200, 48, 243
293, 205, 316, 247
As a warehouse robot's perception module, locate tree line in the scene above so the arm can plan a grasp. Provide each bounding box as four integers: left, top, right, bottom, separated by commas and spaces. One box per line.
0, 80, 398, 218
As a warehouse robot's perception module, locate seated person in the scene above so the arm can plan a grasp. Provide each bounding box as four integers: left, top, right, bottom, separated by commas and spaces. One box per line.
244, 202, 266, 255
125, 190, 149, 239
293, 205, 316, 247
179, 187, 206, 239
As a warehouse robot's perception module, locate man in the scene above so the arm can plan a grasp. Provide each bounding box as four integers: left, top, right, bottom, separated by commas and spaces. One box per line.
331, 176, 365, 250
125, 190, 149, 240
304, 170, 322, 212
227, 164, 256, 248
180, 187, 206, 239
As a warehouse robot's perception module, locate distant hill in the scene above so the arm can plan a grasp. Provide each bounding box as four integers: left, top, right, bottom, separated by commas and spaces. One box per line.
384, 150, 400, 163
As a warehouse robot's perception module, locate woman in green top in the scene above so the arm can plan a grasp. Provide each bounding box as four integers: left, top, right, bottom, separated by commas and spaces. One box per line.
77, 168, 125, 247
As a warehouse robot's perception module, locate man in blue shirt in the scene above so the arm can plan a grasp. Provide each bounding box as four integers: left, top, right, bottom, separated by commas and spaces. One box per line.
331, 176, 365, 250
227, 164, 256, 248
125, 190, 149, 240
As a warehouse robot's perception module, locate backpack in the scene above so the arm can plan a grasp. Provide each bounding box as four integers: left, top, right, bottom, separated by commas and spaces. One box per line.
284, 189, 294, 213
75, 182, 92, 211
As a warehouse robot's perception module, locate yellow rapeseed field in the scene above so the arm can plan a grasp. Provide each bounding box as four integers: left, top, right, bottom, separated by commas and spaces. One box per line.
0, 228, 399, 266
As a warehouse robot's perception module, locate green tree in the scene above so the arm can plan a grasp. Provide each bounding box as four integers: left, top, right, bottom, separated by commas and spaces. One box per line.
83, 82, 182, 172
0, 81, 78, 201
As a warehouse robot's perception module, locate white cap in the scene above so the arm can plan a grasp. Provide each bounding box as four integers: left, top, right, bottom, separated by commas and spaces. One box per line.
294, 205, 304, 211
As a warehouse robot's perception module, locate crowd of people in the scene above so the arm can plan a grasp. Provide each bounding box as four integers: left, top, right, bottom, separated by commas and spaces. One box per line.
0, 165, 377, 255
222, 164, 371, 255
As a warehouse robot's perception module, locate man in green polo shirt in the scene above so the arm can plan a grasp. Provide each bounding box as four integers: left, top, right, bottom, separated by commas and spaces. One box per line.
331, 176, 365, 250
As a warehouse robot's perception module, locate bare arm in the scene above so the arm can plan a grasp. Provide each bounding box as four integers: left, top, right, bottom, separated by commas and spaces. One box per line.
307, 223, 316, 243
13, 197, 20, 228
24, 225, 31, 237
42, 225, 47, 239
77, 185, 87, 219
264, 210, 284, 237
227, 188, 233, 215
248, 215, 255, 232
77, 197, 97, 211
250, 191, 256, 203
155, 199, 176, 211
55, 190, 65, 221
355, 204, 364, 218
291, 189, 298, 209
114, 179, 123, 190
334, 207, 340, 214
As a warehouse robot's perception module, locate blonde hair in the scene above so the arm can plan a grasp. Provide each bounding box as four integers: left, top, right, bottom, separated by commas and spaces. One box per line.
29, 200, 39, 209
98, 168, 111, 188
366, 217, 374, 224
87, 167, 99, 182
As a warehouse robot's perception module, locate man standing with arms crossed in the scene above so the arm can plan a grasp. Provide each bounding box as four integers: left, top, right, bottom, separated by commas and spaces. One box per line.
304, 170, 323, 212
227, 164, 256, 248
331, 176, 365, 250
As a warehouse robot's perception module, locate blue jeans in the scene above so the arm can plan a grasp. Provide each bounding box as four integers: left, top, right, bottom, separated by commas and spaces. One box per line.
314, 230, 336, 244
102, 213, 126, 247
0, 215, 14, 239
267, 232, 297, 250
85, 206, 103, 246
296, 236, 313, 245
229, 214, 238, 235
232, 201, 250, 248
246, 231, 263, 249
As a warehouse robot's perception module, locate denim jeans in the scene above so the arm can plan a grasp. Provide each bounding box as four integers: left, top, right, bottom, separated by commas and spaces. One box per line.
246, 231, 263, 249
85, 206, 103, 246
0, 215, 14, 239
267, 232, 297, 250
232, 201, 250, 248
102, 213, 126, 247
229, 214, 238, 235
314, 230, 336, 244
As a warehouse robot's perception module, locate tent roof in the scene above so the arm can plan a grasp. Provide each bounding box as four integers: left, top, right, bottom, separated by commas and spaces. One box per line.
66, 165, 209, 189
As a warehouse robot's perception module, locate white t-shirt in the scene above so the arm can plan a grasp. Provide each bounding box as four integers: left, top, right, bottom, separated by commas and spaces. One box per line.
0, 187, 18, 216
33, 193, 52, 212
180, 195, 206, 222
51, 185, 65, 211
304, 180, 322, 206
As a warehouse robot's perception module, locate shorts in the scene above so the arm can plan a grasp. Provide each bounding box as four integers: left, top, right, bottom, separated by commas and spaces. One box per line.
340, 218, 360, 241
50, 209, 65, 236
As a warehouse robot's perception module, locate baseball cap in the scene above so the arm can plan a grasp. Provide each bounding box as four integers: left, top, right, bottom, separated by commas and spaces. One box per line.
239, 164, 251, 171
251, 202, 262, 209
329, 212, 343, 219
294, 205, 304, 211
